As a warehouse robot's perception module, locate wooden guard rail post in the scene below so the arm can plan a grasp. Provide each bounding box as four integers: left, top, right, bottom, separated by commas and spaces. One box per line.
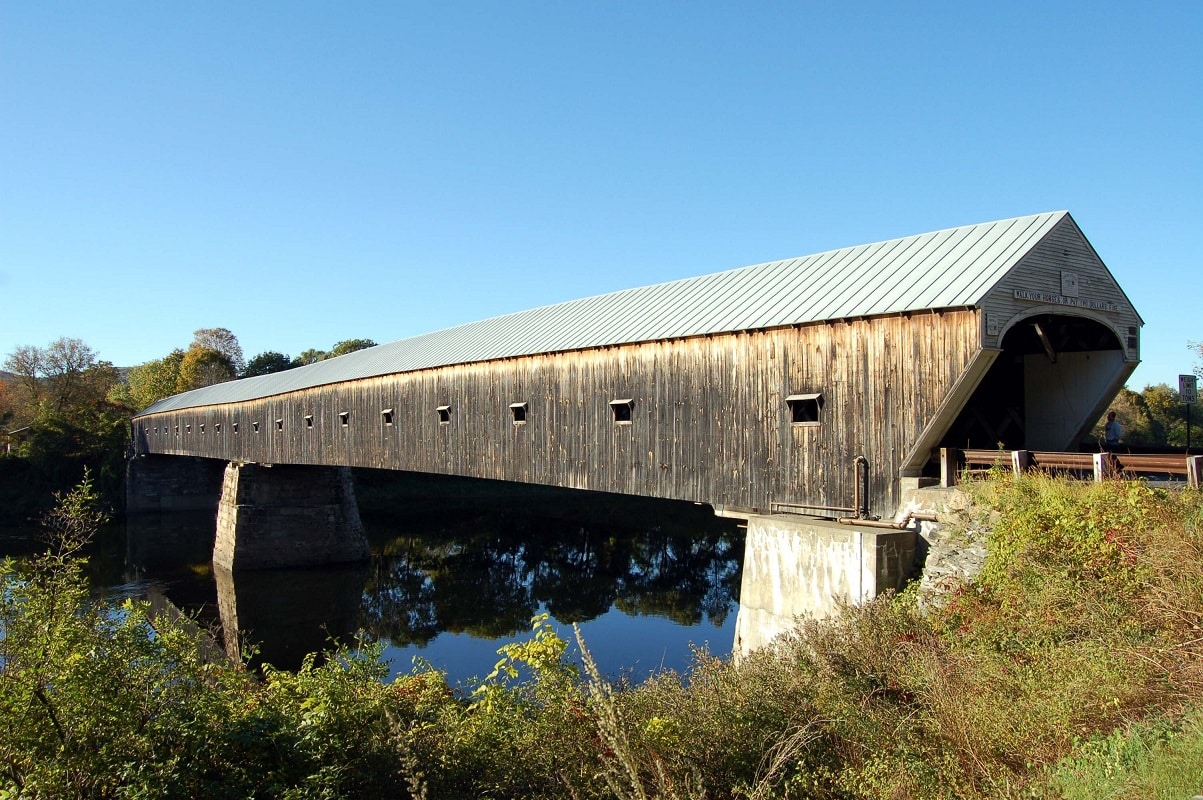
941, 447, 1012, 487
943, 448, 1202, 487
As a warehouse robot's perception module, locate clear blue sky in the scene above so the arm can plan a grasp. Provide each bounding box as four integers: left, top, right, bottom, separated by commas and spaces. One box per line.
2, 3, 1199, 389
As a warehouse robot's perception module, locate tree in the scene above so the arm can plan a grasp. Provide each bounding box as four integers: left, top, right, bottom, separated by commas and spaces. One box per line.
243, 351, 297, 378
106, 381, 134, 409
292, 339, 378, 366
125, 350, 186, 410
3, 337, 113, 418
191, 328, 245, 375
1142, 383, 1188, 445
1, 338, 131, 512
43, 338, 104, 414
294, 348, 327, 366
1099, 388, 1152, 445
0, 377, 16, 430
328, 339, 377, 358
24, 399, 132, 499
1096, 383, 1193, 446
176, 347, 235, 393
4, 344, 45, 406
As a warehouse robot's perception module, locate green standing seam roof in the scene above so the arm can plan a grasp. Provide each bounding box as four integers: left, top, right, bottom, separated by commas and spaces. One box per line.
136, 211, 1069, 416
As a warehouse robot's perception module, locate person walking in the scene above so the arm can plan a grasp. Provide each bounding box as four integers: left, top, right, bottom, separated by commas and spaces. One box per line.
1104, 411, 1123, 451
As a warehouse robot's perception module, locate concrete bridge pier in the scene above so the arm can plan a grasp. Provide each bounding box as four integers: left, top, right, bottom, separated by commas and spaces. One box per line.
213, 462, 370, 571
733, 515, 916, 659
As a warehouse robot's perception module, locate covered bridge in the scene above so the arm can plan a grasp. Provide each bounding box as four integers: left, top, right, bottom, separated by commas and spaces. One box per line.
132, 210, 1140, 521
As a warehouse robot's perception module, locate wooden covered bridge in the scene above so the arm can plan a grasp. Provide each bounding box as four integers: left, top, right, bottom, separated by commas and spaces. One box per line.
130, 211, 1141, 574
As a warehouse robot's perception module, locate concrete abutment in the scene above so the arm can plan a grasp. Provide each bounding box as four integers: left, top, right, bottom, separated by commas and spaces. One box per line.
733, 515, 916, 658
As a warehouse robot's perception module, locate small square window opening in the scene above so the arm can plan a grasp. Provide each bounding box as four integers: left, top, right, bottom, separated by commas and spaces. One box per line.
339, 411, 350, 427
436, 405, 452, 425
609, 398, 634, 424
509, 402, 528, 424
381, 408, 394, 426
786, 393, 824, 425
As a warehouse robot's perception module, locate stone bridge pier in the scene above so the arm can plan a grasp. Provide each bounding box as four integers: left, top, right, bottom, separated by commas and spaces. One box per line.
213, 462, 370, 571
127, 456, 370, 571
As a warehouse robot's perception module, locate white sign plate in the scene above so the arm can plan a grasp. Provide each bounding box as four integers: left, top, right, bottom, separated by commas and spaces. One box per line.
1181, 374, 1199, 404
1060, 271, 1080, 297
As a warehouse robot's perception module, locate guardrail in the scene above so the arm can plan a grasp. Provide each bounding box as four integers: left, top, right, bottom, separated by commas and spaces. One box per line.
941, 447, 1202, 489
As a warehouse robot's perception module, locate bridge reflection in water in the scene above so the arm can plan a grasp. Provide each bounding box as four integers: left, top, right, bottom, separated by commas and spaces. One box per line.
126, 473, 744, 683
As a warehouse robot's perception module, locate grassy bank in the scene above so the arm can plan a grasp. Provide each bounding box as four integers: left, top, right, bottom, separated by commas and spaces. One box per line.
1, 474, 1200, 798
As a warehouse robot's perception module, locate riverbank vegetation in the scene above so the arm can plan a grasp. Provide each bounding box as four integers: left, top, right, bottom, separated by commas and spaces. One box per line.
2, 473, 1201, 798
0, 338, 132, 522
0, 331, 380, 522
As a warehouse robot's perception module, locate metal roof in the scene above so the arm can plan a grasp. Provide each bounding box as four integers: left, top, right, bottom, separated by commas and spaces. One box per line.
137, 211, 1068, 416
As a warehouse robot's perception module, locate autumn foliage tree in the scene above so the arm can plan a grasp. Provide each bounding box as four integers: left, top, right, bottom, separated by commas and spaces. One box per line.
1, 338, 132, 514
123, 350, 186, 410
191, 327, 245, 375
175, 347, 235, 393
3, 338, 117, 418
1099, 382, 1195, 447
123, 329, 243, 409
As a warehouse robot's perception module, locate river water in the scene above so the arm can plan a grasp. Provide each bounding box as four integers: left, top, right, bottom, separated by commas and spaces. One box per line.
29, 472, 744, 686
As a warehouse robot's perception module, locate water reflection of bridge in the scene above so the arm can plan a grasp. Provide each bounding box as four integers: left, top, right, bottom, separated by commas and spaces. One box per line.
127, 474, 743, 678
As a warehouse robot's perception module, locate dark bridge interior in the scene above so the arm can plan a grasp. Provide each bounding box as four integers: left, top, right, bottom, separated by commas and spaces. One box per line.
940, 314, 1126, 452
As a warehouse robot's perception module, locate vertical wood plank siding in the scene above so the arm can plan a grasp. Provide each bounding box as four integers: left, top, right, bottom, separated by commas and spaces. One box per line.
134, 310, 982, 516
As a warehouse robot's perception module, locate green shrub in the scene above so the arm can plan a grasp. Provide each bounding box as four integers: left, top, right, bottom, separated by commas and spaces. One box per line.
3, 473, 1201, 799
1049, 710, 1203, 799
0, 475, 256, 798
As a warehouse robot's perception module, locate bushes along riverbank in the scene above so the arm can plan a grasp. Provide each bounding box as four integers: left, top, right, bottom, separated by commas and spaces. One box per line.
1, 473, 1201, 798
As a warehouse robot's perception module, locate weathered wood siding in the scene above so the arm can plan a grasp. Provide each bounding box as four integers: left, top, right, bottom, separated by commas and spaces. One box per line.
134, 310, 983, 516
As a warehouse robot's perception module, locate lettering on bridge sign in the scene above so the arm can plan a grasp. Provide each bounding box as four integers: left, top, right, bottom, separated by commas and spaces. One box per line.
1181, 374, 1198, 405
1013, 289, 1120, 313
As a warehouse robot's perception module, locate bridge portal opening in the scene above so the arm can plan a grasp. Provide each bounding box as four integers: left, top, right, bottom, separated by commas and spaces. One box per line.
939, 313, 1128, 453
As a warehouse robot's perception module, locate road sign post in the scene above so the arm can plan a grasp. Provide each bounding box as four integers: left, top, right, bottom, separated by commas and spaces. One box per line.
1182, 374, 1198, 451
